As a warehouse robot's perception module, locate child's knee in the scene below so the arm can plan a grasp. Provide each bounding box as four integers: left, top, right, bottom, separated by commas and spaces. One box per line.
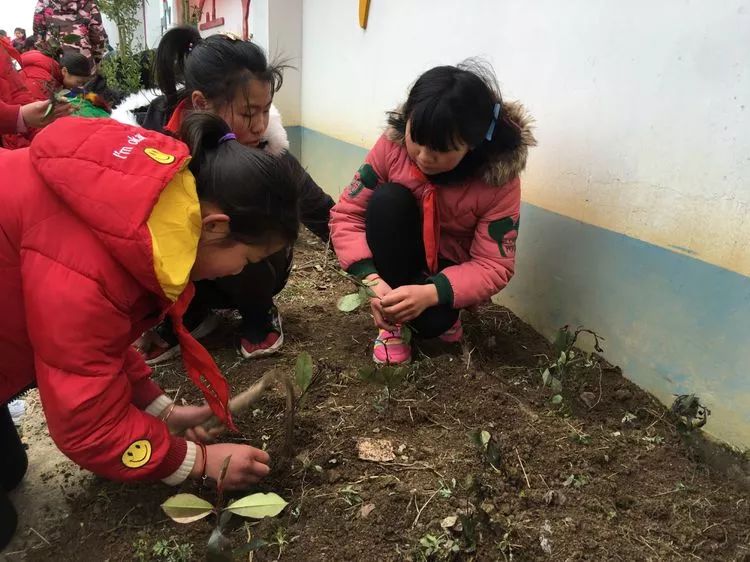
367, 183, 418, 223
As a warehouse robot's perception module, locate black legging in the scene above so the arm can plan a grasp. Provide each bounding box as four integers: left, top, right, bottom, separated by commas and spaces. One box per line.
160, 247, 293, 344
366, 183, 459, 338
1, 404, 27, 550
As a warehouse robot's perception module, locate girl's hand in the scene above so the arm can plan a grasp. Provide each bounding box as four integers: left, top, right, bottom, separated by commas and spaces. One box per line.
366, 274, 397, 331
191, 443, 271, 489
381, 284, 439, 323
21, 99, 73, 129
164, 404, 224, 443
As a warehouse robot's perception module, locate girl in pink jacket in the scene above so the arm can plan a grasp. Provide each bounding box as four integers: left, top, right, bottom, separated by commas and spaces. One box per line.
330, 61, 536, 364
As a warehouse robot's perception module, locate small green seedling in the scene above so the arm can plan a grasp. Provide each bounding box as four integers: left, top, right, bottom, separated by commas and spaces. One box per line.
337, 485, 363, 508
470, 429, 501, 470
562, 474, 589, 488
161, 456, 287, 561
541, 325, 605, 404
358, 364, 408, 409
416, 533, 460, 561
336, 270, 378, 313
671, 393, 710, 430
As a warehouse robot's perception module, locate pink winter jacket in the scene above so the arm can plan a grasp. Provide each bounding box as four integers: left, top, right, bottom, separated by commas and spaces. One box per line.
330, 101, 535, 309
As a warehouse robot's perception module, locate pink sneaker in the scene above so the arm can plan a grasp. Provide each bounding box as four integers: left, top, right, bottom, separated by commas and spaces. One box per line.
439, 317, 463, 343
373, 328, 411, 365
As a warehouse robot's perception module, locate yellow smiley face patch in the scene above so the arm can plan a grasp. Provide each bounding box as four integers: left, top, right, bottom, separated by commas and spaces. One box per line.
122, 439, 152, 468
144, 147, 176, 165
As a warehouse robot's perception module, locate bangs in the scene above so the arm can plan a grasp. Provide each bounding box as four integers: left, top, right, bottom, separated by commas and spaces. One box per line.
408, 97, 465, 152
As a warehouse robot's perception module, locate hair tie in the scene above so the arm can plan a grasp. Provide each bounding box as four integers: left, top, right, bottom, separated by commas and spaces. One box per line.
485, 102, 502, 141
219, 133, 236, 144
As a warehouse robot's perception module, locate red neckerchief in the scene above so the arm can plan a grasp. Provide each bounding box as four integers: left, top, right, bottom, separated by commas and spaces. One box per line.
164, 98, 189, 134
410, 164, 440, 274
168, 283, 237, 431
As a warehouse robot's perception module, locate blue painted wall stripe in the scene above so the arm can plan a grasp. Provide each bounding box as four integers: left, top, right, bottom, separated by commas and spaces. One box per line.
288, 126, 750, 448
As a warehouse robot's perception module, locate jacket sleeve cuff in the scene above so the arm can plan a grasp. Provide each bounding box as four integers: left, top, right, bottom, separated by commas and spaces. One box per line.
145, 394, 173, 417
428, 273, 454, 306
161, 439, 195, 485
17, 108, 27, 133
347, 259, 378, 279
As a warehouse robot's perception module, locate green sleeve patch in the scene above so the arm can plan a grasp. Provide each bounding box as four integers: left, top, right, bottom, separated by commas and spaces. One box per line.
488, 216, 520, 258
347, 163, 379, 198
359, 163, 378, 189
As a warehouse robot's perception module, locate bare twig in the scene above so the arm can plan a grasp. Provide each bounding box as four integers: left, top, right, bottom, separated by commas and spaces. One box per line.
29, 527, 51, 546
590, 363, 603, 410
412, 488, 441, 528
515, 448, 531, 488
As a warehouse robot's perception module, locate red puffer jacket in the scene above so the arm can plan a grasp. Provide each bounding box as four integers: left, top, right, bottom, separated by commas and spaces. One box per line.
21, 50, 63, 100
0, 117, 232, 482
0, 39, 35, 148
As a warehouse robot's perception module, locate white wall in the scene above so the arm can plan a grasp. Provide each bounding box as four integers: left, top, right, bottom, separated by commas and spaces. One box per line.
268, 0, 302, 125
1, 2, 36, 35
300, 0, 750, 278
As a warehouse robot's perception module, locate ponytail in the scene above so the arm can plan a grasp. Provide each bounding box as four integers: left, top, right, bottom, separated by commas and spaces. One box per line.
180, 112, 301, 246
155, 25, 202, 108
155, 25, 286, 113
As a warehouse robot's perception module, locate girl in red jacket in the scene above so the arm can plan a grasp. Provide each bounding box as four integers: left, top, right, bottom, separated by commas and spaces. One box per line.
0, 112, 301, 550
330, 61, 536, 365
120, 26, 333, 363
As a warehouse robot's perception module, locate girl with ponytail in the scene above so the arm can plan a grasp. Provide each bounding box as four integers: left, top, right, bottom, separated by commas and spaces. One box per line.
0, 112, 301, 548
120, 26, 333, 363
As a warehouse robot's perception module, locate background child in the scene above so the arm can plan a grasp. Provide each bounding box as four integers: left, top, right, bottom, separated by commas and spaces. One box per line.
0, 112, 301, 549
119, 26, 333, 362
22, 51, 92, 99
12, 28, 26, 53
330, 61, 536, 365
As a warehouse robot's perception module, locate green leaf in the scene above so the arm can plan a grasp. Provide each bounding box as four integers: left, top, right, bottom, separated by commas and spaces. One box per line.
161, 493, 213, 523
550, 377, 563, 394
559, 351, 567, 365
552, 325, 572, 356
362, 278, 378, 287
337, 292, 363, 312
225, 492, 288, 519
383, 366, 406, 389
541, 368, 551, 386
480, 430, 491, 447
551, 394, 563, 405
358, 366, 386, 386
295, 352, 313, 392
401, 325, 413, 345
206, 526, 233, 562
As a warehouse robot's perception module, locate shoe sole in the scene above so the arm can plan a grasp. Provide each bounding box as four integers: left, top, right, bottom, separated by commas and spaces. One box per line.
239, 314, 284, 359
372, 352, 411, 365
145, 314, 220, 366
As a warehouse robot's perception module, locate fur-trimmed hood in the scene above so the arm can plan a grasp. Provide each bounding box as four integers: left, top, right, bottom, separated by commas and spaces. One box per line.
111, 89, 290, 157
385, 100, 536, 187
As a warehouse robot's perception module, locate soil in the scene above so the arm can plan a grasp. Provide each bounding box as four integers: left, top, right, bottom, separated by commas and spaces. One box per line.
4, 233, 749, 562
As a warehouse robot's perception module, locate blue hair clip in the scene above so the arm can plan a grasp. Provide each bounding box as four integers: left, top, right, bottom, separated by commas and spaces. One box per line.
485, 103, 502, 141
219, 133, 237, 144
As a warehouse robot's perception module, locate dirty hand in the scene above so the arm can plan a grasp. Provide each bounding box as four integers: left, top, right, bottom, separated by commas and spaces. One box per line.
21, 99, 73, 129
165, 404, 224, 443
192, 443, 271, 489
380, 284, 439, 324
366, 274, 397, 331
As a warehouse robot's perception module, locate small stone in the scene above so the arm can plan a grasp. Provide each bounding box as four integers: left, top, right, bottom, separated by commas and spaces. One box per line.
326, 469, 342, 484
579, 391, 597, 408
440, 515, 458, 529
480, 500, 496, 514
359, 503, 375, 519
615, 388, 632, 401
